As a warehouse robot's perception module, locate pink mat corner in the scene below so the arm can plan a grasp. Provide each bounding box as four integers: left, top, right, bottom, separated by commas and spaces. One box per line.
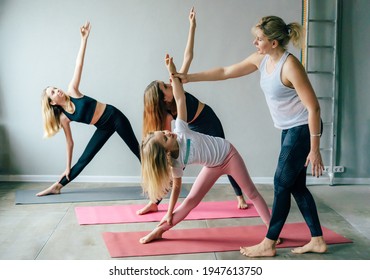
102, 222, 352, 258
75, 200, 262, 225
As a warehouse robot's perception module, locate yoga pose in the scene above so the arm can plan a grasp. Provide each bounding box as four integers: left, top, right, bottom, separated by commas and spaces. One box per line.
139, 54, 271, 244
37, 22, 140, 196
138, 7, 248, 215
174, 15, 327, 256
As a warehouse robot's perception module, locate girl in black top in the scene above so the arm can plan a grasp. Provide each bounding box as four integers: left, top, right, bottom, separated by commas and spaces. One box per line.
37, 22, 140, 196
139, 7, 248, 214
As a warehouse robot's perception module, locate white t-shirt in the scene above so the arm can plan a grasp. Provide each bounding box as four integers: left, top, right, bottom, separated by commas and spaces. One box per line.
171, 119, 231, 178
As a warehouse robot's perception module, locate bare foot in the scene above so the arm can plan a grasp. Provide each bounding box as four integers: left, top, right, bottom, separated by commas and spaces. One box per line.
36, 182, 62, 196
139, 227, 165, 244
136, 202, 159, 215
237, 195, 248, 209
240, 238, 276, 257
291, 236, 327, 254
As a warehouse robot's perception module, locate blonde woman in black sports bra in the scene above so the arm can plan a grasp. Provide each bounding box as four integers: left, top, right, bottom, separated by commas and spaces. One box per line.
37, 22, 140, 196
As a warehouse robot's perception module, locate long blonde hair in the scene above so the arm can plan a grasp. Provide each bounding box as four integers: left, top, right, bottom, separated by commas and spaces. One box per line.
41, 87, 71, 138
142, 81, 176, 138
253, 15, 303, 49
140, 132, 172, 202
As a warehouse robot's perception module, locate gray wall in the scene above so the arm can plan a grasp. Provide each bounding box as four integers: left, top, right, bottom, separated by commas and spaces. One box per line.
0, 0, 368, 184
337, 0, 370, 181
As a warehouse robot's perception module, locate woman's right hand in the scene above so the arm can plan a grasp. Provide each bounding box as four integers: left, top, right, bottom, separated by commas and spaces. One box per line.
165, 54, 177, 75
59, 168, 71, 182
189, 7, 196, 28
172, 72, 189, 83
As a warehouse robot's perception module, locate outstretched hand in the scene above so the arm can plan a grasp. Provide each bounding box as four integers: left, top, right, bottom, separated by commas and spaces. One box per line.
172, 72, 188, 83
189, 7, 196, 28
80, 21, 91, 39
165, 54, 177, 76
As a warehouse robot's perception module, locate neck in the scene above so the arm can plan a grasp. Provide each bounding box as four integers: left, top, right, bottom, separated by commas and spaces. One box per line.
170, 142, 180, 159
61, 98, 73, 112
269, 48, 285, 64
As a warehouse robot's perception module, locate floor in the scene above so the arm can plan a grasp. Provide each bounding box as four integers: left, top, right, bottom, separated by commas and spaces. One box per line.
0, 181, 370, 260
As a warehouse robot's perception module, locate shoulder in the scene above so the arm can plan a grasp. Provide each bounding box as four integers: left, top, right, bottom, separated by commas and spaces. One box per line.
282, 54, 306, 77
248, 52, 265, 67
174, 118, 189, 132
282, 54, 309, 85
67, 87, 83, 98
284, 54, 304, 71
59, 113, 71, 125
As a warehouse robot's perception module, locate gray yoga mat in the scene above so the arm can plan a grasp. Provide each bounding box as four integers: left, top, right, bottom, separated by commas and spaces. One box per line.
15, 186, 189, 205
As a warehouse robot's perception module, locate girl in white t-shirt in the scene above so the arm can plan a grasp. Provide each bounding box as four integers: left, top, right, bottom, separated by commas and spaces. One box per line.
139, 55, 271, 244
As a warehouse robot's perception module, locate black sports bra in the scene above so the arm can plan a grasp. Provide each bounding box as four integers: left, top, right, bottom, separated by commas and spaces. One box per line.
167, 92, 199, 122
61, 95, 97, 124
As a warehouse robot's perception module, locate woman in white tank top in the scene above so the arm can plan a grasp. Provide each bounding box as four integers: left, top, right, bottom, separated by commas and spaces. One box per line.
174, 15, 327, 257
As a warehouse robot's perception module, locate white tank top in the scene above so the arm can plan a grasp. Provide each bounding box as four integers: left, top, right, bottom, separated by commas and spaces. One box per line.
259, 51, 308, 129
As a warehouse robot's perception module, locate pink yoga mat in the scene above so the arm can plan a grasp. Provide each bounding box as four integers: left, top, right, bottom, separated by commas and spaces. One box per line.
75, 200, 261, 225
102, 222, 352, 258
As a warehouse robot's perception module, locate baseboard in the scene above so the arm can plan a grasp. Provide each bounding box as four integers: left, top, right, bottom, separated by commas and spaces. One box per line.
0, 174, 369, 185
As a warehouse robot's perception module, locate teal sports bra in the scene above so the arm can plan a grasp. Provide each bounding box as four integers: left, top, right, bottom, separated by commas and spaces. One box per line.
61, 95, 97, 124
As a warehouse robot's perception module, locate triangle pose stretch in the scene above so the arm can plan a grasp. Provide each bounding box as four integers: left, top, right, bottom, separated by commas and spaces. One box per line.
38, 8, 328, 258
37, 22, 141, 196
174, 15, 327, 257
138, 7, 248, 214
139, 54, 271, 244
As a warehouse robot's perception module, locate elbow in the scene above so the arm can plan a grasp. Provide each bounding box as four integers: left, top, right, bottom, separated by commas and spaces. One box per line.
67, 140, 74, 148
307, 103, 321, 117
313, 103, 321, 115
220, 68, 232, 80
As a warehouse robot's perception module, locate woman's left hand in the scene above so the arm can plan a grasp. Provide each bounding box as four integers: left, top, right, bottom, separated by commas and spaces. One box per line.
158, 212, 173, 226
305, 150, 324, 177
80, 21, 91, 39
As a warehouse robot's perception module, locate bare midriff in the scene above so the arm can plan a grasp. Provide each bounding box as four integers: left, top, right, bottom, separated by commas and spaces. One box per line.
90, 102, 107, 125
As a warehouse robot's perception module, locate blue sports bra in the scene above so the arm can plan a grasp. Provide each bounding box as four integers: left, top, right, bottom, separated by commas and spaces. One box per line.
61, 95, 97, 124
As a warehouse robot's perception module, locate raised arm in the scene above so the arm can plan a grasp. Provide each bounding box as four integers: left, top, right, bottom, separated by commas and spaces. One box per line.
68, 22, 91, 95
165, 54, 187, 122
179, 7, 196, 74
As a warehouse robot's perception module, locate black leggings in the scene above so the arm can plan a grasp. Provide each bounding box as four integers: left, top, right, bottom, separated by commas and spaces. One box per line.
59, 105, 140, 186
266, 124, 323, 240
189, 105, 243, 197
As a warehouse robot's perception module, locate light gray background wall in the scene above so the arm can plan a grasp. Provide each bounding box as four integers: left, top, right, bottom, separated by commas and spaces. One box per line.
0, 0, 369, 184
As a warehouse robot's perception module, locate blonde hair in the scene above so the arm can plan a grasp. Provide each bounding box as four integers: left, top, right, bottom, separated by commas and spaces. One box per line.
41, 87, 71, 138
142, 81, 176, 138
253, 15, 303, 49
140, 132, 172, 202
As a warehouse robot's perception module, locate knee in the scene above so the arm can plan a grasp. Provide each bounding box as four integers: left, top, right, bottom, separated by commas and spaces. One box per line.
244, 188, 260, 201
